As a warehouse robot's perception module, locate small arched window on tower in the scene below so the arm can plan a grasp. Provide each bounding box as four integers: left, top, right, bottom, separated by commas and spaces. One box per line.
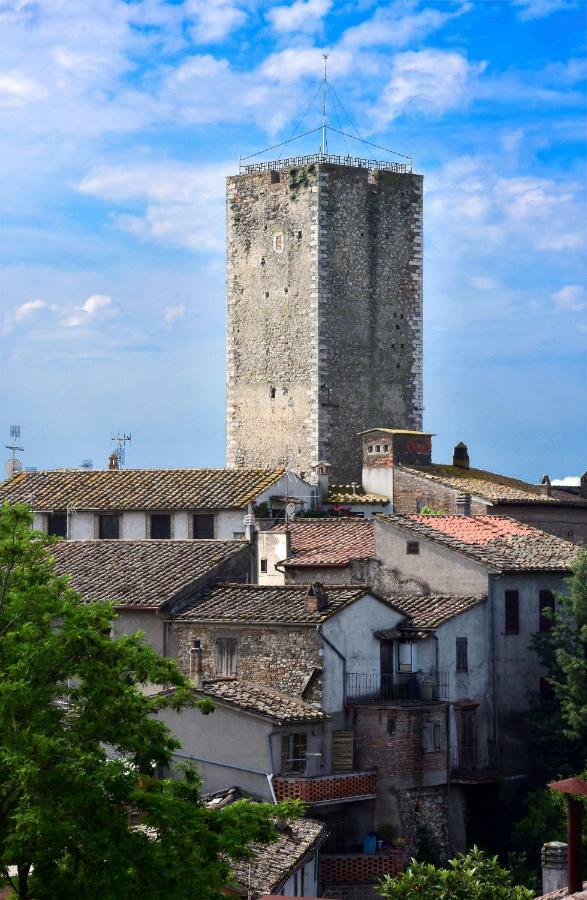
269, 386, 276, 399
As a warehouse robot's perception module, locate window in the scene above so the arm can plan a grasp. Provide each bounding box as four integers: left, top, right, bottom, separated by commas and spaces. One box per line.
539, 590, 555, 633
504, 590, 519, 634
406, 541, 419, 555
233, 531, 245, 539
273, 233, 284, 253
422, 720, 442, 753
150, 514, 171, 539
269, 386, 276, 399
193, 513, 214, 539
281, 733, 307, 774
368, 445, 373, 453
375, 444, 381, 452
215, 638, 237, 677
47, 512, 67, 538
398, 641, 415, 673
98, 515, 119, 540
260, 558, 268, 573
383, 444, 389, 452
456, 637, 468, 672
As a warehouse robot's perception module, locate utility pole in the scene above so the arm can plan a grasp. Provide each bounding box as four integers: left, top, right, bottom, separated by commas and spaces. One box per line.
321, 53, 328, 155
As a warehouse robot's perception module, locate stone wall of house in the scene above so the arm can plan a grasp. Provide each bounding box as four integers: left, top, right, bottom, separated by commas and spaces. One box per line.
399, 786, 449, 861
226, 163, 423, 483
172, 622, 322, 698
392, 469, 489, 515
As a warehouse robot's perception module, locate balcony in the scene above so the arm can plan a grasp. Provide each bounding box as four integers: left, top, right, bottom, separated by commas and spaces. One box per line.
346, 672, 449, 704
273, 771, 377, 805
450, 744, 499, 783
321, 849, 406, 883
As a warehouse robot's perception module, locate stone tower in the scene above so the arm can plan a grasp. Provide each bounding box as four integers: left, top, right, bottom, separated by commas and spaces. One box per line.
226, 155, 423, 483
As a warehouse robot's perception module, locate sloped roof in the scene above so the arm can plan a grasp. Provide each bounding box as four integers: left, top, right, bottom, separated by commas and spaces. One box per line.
199, 679, 326, 724
51, 539, 247, 608
401, 464, 587, 506
229, 817, 327, 895
172, 583, 370, 624
391, 594, 487, 628
327, 485, 389, 505
0, 467, 286, 511
379, 514, 580, 572
272, 518, 374, 568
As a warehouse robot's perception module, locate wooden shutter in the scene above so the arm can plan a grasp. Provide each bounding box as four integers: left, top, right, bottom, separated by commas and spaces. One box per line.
332, 731, 354, 773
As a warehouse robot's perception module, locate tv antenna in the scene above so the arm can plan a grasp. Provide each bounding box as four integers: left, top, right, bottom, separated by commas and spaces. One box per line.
321, 53, 328, 155
4, 425, 24, 479
112, 432, 131, 468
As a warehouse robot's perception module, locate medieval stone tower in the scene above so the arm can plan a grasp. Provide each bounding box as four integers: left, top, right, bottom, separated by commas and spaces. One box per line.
226, 155, 423, 483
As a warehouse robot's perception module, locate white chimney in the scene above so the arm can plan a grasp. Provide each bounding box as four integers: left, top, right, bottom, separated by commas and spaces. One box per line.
189, 639, 204, 689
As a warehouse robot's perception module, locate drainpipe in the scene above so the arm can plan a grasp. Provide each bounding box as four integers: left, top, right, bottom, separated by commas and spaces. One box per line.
489, 573, 503, 765
316, 623, 347, 704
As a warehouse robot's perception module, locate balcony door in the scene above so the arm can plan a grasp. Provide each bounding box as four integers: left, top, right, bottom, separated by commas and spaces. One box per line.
380, 640, 394, 701
457, 706, 478, 771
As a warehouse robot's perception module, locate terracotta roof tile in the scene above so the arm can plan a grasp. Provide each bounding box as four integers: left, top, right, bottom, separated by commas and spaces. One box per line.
379, 514, 580, 572
327, 485, 389, 505
402, 464, 587, 506
0, 467, 286, 511
199, 679, 326, 724
172, 583, 370, 623
390, 593, 487, 628
272, 518, 374, 568
51, 539, 247, 608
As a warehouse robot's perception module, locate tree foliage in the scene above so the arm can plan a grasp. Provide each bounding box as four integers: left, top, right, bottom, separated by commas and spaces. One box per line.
377, 847, 534, 899
0, 503, 299, 899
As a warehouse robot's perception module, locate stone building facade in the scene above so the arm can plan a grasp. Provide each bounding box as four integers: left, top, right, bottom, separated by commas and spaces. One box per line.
226, 160, 424, 483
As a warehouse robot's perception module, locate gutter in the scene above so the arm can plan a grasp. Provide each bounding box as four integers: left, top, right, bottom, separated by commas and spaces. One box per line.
489, 573, 503, 764
170, 750, 277, 803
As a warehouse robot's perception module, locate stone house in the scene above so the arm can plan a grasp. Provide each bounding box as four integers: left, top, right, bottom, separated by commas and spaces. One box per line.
51, 538, 250, 654
257, 518, 374, 585
359, 429, 587, 544
0, 466, 314, 542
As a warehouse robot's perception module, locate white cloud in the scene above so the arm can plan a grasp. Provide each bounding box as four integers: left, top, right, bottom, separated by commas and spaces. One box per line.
551, 285, 586, 312
512, 0, 580, 20
551, 475, 581, 486
62, 294, 121, 327
164, 304, 187, 325
187, 0, 247, 43
260, 46, 353, 84
470, 276, 499, 290
341, 2, 470, 49
0, 70, 47, 107
267, 0, 332, 34
374, 49, 485, 125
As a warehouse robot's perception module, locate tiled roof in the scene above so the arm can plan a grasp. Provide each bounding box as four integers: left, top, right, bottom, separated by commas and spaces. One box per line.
172, 583, 370, 623
51, 539, 247, 608
272, 518, 374, 568
327, 485, 389, 505
199, 679, 327, 724
0, 467, 286, 511
391, 594, 487, 628
379, 514, 580, 572
402, 464, 587, 506
229, 816, 327, 895
534, 885, 587, 900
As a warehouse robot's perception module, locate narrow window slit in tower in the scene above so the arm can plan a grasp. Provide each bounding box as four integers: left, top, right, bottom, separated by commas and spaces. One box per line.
269, 386, 276, 399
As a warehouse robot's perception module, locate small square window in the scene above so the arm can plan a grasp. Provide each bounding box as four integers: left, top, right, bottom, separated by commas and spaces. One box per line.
383, 444, 389, 452
368, 445, 373, 453
375, 444, 381, 452
194, 514, 214, 539
99, 515, 120, 540
260, 558, 268, 573
150, 514, 171, 539
297, 230, 302, 239
406, 541, 419, 555
47, 512, 67, 538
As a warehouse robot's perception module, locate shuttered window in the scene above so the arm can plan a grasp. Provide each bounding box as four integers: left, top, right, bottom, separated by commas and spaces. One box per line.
539, 590, 555, 633
332, 731, 354, 773
215, 638, 237, 677
505, 591, 520, 634
422, 720, 441, 753
456, 637, 468, 673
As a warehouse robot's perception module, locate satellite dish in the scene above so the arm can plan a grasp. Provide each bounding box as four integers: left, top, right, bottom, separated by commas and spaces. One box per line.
286, 502, 297, 521
5, 458, 23, 478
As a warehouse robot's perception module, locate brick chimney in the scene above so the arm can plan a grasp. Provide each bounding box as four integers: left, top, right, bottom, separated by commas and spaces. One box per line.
306, 582, 329, 615
108, 451, 119, 470
540, 475, 552, 497
453, 442, 470, 469
313, 461, 331, 502
580, 472, 587, 499
456, 492, 472, 516
189, 639, 204, 689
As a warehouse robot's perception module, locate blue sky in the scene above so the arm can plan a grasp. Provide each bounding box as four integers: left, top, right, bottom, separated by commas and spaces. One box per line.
0, 0, 585, 482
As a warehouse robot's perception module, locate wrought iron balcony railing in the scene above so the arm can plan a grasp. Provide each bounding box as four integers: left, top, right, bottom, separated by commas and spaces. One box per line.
345, 672, 449, 704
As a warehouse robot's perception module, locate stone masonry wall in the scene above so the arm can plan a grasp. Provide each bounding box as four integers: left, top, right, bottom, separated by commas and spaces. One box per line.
226, 162, 423, 484
399, 786, 449, 861
392, 469, 489, 515
318, 166, 423, 482
172, 622, 322, 698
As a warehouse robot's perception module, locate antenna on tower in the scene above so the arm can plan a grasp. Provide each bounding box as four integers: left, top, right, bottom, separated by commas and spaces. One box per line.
111, 432, 131, 469
4, 425, 24, 479
321, 53, 328, 156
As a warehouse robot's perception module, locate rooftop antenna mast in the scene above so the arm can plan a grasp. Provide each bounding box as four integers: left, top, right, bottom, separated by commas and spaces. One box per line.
111, 432, 131, 469
321, 53, 328, 156
4, 425, 24, 479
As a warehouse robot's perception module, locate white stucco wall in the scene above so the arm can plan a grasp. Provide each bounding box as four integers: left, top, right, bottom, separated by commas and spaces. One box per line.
122, 511, 146, 539
216, 509, 247, 539
68, 512, 96, 539
257, 531, 289, 585
280, 855, 320, 897
114, 609, 165, 655
374, 518, 489, 595
255, 472, 315, 511
362, 465, 394, 504
321, 594, 404, 716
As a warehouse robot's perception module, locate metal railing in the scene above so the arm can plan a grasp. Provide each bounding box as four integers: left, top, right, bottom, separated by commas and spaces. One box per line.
346, 672, 449, 704
452, 743, 478, 772
240, 152, 412, 175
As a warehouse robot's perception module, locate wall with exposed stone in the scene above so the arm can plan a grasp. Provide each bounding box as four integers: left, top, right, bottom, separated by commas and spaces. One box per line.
226, 163, 423, 483
399, 786, 449, 861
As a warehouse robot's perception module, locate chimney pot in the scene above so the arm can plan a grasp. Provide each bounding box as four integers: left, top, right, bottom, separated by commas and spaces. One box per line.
189, 639, 204, 689
306, 582, 328, 615
541, 842, 568, 894
540, 475, 552, 497
108, 451, 119, 471
453, 442, 470, 469
456, 492, 472, 516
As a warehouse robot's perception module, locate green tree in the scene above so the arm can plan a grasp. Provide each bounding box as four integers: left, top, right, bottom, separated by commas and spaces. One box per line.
0, 504, 298, 899
549, 549, 587, 745
377, 847, 534, 899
